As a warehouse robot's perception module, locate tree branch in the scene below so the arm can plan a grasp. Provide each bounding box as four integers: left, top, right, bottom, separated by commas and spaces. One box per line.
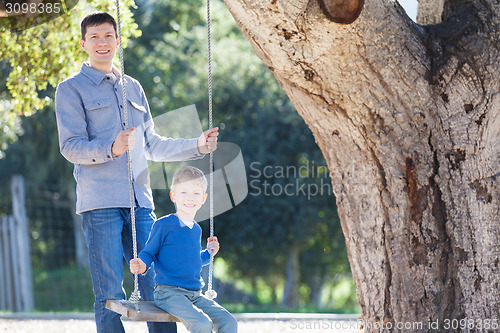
416, 0, 445, 25
0, 0, 6, 18
426, 0, 499, 56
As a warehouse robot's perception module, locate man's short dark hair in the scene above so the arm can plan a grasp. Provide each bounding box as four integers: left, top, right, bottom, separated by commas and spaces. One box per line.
80, 12, 117, 40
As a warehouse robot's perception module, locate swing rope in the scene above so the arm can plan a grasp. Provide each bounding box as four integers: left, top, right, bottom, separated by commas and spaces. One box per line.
115, 0, 141, 309
205, 0, 217, 300
114, 0, 217, 306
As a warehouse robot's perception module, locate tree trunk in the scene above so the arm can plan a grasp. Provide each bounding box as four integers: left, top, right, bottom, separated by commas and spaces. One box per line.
281, 245, 301, 307
268, 275, 280, 304
224, 0, 500, 331
308, 273, 325, 308
68, 187, 88, 268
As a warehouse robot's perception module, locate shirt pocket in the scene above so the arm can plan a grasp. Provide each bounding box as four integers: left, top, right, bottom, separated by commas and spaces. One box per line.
127, 98, 148, 127
83, 97, 116, 137
84, 97, 111, 111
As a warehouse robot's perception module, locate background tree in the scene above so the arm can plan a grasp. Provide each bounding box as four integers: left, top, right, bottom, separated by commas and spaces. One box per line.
223, 0, 500, 329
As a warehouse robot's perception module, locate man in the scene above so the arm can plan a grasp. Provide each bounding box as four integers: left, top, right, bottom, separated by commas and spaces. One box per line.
55, 12, 218, 333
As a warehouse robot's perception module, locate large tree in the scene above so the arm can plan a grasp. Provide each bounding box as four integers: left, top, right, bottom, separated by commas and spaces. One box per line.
223, 0, 500, 330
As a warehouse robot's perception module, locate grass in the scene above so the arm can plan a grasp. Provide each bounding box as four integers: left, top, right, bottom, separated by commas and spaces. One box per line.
33, 266, 94, 312
32, 264, 139, 312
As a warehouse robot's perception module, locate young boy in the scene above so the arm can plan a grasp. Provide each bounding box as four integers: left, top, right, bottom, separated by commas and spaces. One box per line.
130, 166, 238, 333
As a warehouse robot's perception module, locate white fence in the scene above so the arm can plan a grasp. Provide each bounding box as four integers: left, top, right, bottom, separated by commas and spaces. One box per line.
0, 175, 34, 312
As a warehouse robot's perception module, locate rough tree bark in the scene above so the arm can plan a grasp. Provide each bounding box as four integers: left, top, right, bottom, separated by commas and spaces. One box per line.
223, 0, 500, 331
416, 0, 445, 25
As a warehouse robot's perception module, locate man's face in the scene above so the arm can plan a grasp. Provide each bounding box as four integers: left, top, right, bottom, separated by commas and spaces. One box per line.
79, 23, 118, 70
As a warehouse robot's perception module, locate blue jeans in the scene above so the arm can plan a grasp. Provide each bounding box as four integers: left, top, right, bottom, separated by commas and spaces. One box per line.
154, 285, 237, 333
82, 207, 177, 333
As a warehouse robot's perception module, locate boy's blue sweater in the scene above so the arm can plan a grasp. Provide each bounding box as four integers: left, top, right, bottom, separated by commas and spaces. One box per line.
139, 214, 210, 291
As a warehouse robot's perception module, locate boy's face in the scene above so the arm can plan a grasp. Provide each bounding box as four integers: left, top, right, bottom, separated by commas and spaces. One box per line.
170, 179, 207, 218
79, 22, 118, 71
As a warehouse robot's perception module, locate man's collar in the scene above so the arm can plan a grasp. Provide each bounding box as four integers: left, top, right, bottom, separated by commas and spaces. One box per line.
81, 63, 122, 85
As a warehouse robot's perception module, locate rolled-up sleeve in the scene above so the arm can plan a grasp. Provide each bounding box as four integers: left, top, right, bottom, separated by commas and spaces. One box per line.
55, 81, 115, 165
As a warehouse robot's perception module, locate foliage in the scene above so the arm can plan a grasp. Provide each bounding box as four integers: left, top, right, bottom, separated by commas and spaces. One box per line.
0, 0, 140, 152
0, 98, 21, 158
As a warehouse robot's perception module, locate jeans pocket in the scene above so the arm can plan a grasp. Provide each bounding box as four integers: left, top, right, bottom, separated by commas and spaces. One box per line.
154, 284, 172, 302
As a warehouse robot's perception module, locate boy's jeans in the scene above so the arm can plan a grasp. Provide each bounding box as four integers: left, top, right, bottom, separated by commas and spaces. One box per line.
82, 207, 177, 333
154, 284, 238, 333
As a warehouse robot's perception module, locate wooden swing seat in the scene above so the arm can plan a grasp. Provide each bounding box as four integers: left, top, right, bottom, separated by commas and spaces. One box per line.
106, 299, 180, 322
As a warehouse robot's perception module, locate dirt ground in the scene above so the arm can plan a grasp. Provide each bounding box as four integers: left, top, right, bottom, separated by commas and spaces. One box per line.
0, 314, 363, 333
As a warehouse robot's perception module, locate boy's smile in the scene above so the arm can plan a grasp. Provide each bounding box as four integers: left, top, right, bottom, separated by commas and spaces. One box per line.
79, 22, 119, 74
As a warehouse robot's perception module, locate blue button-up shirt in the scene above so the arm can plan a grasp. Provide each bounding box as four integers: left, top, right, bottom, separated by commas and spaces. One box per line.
55, 63, 202, 214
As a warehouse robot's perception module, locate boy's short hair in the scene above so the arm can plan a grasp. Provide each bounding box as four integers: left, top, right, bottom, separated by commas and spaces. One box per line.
171, 166, 208, 193
80, 12, 117, 40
